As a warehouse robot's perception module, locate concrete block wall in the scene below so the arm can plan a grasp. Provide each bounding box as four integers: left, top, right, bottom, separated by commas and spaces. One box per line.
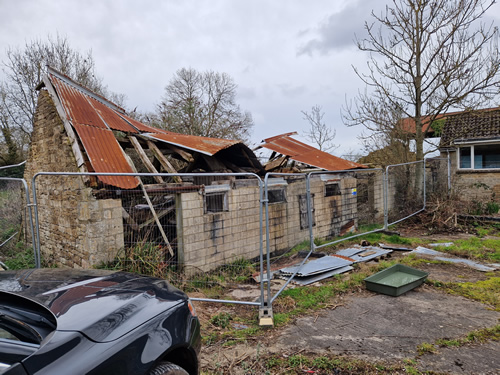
24, 90, 124, 268
177, 177, 358, 272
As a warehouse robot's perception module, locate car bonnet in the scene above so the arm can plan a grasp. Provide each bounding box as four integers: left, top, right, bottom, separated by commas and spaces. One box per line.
0, 269, 187, 343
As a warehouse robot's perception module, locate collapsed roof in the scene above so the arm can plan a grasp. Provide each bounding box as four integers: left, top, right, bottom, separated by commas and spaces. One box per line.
39, 67, 263, 189
256, 132, 366, 172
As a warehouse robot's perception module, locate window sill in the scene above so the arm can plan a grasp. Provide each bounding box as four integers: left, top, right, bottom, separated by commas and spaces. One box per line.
457, 169, 500, 174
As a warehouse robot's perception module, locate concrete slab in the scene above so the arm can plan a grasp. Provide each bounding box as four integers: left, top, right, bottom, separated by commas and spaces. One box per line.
276, 288, 499, 367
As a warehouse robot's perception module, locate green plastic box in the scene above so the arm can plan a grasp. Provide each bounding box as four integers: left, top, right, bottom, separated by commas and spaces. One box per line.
364, 264, 428, 296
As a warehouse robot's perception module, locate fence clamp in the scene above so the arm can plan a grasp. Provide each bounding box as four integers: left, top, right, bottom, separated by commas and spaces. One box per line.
259, 302, 274, 327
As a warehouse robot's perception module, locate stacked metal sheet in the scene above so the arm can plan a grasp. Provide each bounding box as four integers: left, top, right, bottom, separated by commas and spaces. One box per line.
336, 246, 392, 262
276, 255, 354, 285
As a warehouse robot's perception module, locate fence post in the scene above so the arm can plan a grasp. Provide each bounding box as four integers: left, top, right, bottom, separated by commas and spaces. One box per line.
383, 167, 389, 231
259, 174, 274, 326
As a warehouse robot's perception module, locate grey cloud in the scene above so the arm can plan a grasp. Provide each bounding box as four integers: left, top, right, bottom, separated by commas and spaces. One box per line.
297, 0, 383, 56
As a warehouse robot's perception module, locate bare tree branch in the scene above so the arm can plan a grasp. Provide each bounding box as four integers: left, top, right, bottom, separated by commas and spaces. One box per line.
344, 0, 500, 162
155, 68, 253, 142
301, 105, 338, 153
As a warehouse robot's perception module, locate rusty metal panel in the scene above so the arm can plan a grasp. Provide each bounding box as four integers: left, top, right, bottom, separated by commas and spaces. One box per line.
261, 133, 366, 171
89, 98, 138, 133
145, 132, 240, 156
72, 124, 139, 189
119, 114, 169, 134
51, 75, 109, 129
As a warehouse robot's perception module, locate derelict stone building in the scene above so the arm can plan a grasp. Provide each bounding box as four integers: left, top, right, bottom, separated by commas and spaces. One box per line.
24, 67, 367, 271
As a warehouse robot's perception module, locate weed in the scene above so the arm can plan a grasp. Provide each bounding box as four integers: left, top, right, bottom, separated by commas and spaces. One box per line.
486, 201, 500, 215
3, 245, 36, 269
210, 312, 232, 329
417, 342, 437, 355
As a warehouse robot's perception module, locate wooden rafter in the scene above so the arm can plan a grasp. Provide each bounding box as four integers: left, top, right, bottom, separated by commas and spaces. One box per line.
129, 136, 164, 184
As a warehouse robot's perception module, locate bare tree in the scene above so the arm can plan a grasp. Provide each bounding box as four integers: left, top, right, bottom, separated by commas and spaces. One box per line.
155, 68, 253, 141
302, 105, 338, 153
0, 34, 123, 164
343, 0, 500, 161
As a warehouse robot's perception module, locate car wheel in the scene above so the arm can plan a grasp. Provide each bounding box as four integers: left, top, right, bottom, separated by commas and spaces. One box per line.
149, 362, 189, 375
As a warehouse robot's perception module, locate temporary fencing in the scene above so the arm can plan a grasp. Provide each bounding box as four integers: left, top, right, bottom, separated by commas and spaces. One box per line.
0, 156, 448, 323
31, 172, 268, 310
385, 160, 426, 227
0, 162, 38, 268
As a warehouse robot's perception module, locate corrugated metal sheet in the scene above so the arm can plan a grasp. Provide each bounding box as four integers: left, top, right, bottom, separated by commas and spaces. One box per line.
46, 68, 250, 188
49, 72, 139, 189
89, 98, 138, 133
145, 132, 240, 156
72, 124, 139, 189
51, 75, 109, 129
260, 133, 366, 171
119, 114, 169, 134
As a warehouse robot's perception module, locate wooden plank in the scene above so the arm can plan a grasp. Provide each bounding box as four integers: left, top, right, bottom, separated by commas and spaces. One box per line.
129, 136, 164, 184
139, 181, 174, 256
124, 153, 174, 257
43, 76, 87, 172
167, 144, 195, 163
138, 205, 175, 229
146, 141, 182, 183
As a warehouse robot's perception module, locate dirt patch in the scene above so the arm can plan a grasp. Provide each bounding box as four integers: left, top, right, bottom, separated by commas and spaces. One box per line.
417, 261, 494, 283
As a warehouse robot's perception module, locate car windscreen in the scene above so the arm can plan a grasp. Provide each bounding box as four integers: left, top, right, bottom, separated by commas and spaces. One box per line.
0, 292, 56, 345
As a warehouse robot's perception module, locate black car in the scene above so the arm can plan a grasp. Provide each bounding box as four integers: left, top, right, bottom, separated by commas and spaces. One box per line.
0, 268, 200, 375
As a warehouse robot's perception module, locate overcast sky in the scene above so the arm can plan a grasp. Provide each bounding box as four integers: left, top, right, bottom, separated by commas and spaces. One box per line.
1, 0, 499, 158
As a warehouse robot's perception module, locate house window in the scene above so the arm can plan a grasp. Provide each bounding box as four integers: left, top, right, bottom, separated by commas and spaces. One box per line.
268, 188, 286, 203
204, 184, 230, 213
458, 145, 500, 169
325, 182, 341, 197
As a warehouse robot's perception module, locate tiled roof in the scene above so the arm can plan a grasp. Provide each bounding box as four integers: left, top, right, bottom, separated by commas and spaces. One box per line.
439, 108, 500, 147
259, 132, 366, 171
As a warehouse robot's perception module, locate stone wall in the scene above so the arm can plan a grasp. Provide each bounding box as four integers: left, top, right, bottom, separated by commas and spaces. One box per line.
446, 150, 500, 203
24, 90, 124, 268
177, 176, 358, 272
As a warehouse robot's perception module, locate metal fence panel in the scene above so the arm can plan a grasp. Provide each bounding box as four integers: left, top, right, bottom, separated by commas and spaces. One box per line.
0, 176, 37, 268
29, 159, 445, 321
32, 172, 265, 308
266, 169, 386, 302
385, 160, 426, 227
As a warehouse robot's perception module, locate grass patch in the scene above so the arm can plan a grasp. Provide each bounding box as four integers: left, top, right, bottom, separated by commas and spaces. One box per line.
260, 353, 415, 375
418, 325, 499, 355
431, 237, 500, 262
416, 342, 437, 355
2, 245, 36, 269
438, 277, 500, 311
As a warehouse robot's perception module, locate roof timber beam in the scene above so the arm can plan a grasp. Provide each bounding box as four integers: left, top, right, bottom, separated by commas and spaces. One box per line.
146, 141, 182, 184
42, 75, 87, 172
129, 136, 164, 184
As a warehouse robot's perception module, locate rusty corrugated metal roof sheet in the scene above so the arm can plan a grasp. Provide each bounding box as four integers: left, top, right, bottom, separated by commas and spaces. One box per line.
260, 132, 366, 171
45, 67, 256, 187
51, 75, 110, 130
72, 124, 139, 189
119, 114, 170, 134
144, 132, 240, 156
48, 70, 140, 189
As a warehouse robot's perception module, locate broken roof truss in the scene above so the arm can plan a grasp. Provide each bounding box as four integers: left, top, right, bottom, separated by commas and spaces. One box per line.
40, 66, 263, 189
